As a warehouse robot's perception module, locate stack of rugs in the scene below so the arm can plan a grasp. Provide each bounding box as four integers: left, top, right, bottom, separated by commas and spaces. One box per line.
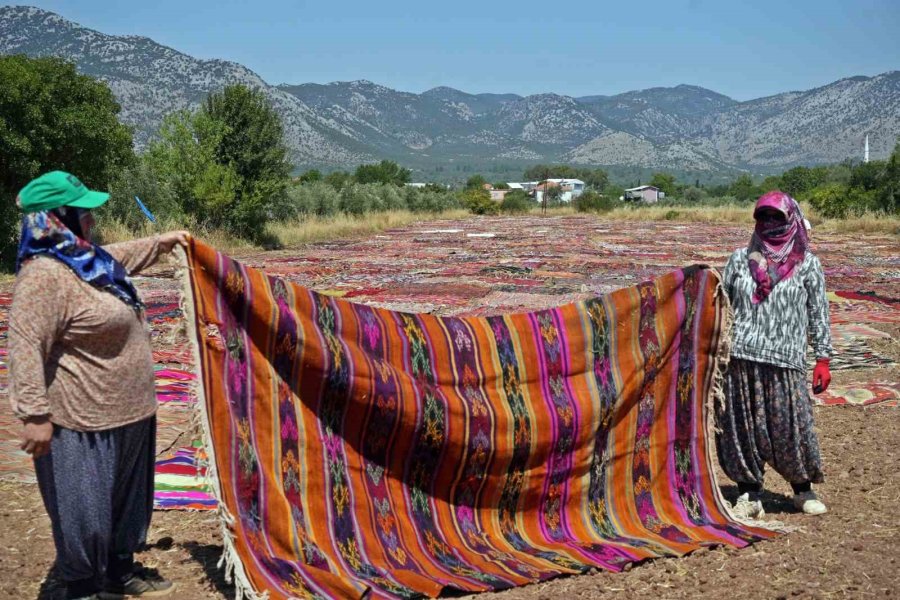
179, 239, 777, 599
144, 302, 216, 511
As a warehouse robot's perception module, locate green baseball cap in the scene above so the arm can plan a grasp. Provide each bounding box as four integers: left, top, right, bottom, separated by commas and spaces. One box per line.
16, 171, 110, 213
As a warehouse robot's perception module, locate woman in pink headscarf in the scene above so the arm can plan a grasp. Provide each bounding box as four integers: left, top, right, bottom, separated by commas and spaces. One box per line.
717, 190, 833, 517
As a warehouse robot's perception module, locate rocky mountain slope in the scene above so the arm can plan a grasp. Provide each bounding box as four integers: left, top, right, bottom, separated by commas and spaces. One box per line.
2, 5, 897, 174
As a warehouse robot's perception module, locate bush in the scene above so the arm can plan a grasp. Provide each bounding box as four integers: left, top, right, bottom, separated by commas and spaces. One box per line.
500, 190, 531, 214
809, 183, 881, 218
682, 186, 708, 203
460, 188, 499, 215
283, 181, 340, 217
664, 210, 681, 220
375, 184, 406, 211
339, 184, 381, 215
574, 190, 615, 213
405, 187, 461, 213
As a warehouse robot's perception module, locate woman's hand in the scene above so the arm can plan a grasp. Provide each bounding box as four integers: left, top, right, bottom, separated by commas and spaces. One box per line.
159, 231, 190, 254
812, 359, 831, 394
21, 415, 53, 457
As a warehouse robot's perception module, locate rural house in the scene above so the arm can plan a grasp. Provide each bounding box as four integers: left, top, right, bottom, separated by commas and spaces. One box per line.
624, 185, 664, 203
533, 179, 586, 203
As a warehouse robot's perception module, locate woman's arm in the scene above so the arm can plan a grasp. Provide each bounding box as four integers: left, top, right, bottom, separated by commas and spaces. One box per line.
9, 260, 67, 455
804, 254, 833, 360
721, 250, 739, 300
103, 231, 189, 275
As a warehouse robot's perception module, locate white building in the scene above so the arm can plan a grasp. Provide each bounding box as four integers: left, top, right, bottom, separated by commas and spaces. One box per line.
532, 179, 586, 203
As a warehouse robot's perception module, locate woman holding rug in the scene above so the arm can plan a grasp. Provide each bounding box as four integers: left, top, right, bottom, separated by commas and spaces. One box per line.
8, 171, 188, 600
717, 190, 832, 517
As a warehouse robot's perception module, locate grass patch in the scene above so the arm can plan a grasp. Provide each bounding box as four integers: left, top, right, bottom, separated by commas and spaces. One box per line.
603, 204, 751, 224
94, 209, 471, 253
528, 206, 577, 216
600, 203, 900, 235
267, 210, 469, 247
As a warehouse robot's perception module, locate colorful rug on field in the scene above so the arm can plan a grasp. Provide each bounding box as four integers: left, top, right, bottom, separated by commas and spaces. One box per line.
154, 442, 216, 510
182, 239, 776, 600
814, 382, 900, 407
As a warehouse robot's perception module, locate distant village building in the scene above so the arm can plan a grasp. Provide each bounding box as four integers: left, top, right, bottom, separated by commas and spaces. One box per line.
530, 179, 586, 203
624, 185, 664, 203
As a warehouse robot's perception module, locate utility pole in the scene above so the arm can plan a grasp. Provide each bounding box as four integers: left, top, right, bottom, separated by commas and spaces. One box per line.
864, 134, 870, 164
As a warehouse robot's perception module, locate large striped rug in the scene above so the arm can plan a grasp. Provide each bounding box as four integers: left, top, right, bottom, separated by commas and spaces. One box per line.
181, 239, 776, 599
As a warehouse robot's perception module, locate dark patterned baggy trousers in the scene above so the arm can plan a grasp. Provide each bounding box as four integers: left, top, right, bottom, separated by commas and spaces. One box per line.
716, 359, 824, 487
34, 416, 156, 587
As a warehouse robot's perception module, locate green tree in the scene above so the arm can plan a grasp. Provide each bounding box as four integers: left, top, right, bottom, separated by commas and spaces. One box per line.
780, 166, 826, 198
204, 85, 292, 238
324, 170, 353, 190
681, 186, 707, 203
523, 164, 553, 181
106, 158, 180, 231
145, 109, 243, 231
580, 168, 609, 190
465, 174, 488, 190
807, 183, 851, 218
297, 169, 322, 183
729, 174, 759, 202
849, 160, 885, 192
877, 142, 900, 214
759, 175, 783, 193
492, 182, 510, 190
0, 55, 133, 267
354, 160, 412, 185
542, 184, 563, 207
649, 172, 678, 198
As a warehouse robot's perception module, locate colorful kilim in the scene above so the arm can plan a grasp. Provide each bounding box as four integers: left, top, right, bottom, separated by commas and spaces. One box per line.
814, 382, 900, 407
155, 442, 216, 510
182, 239, 776, 599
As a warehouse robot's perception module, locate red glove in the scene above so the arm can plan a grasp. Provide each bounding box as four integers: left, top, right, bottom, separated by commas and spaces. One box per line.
812, 359, 831, 394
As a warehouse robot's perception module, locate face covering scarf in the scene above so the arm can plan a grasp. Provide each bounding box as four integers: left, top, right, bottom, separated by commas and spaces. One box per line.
16, 209, 144, 311
179, 239, 778, 600
747, 191, 809, 304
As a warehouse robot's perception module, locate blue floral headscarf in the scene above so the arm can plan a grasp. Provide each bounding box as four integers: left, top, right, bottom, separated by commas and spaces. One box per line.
16, 210, 144, 311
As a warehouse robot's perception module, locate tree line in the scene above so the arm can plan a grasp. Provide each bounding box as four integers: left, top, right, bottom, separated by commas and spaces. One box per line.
641, 159, 900, 217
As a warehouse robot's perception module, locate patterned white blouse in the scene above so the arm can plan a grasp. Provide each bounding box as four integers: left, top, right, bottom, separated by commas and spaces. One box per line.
722, 247, 833, 372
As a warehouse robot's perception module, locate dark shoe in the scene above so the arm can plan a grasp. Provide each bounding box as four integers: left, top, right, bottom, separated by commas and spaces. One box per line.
66, 577, 101, 599
100, 567, 176, 598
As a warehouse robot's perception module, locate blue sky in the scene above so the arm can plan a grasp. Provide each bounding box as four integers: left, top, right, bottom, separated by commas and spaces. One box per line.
17, 0, 900, 100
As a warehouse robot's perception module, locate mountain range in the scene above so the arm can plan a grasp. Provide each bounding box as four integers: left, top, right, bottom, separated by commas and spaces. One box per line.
2, 5, 898, 180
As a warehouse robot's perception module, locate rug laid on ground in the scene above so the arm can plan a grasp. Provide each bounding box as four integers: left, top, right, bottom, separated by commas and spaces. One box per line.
814, 381, 900, 407
181, 239, 776, 600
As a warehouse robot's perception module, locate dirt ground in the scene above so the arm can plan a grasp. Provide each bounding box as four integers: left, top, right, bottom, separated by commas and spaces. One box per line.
2, 407, 897, 599
1, 215, 898, 599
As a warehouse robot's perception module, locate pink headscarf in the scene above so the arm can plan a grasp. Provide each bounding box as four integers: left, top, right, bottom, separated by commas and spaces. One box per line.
747, 190, 809, 304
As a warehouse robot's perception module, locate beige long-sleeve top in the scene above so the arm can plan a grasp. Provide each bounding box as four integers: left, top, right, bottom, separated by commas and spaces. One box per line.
9, 236, 163, 432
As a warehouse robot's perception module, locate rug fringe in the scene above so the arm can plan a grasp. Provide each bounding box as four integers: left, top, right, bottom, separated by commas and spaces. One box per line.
707, 270, 793, 534
175, 246, 270, 600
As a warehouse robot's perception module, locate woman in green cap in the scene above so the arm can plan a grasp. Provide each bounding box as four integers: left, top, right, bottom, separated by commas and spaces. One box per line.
8, 171, 188, 599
